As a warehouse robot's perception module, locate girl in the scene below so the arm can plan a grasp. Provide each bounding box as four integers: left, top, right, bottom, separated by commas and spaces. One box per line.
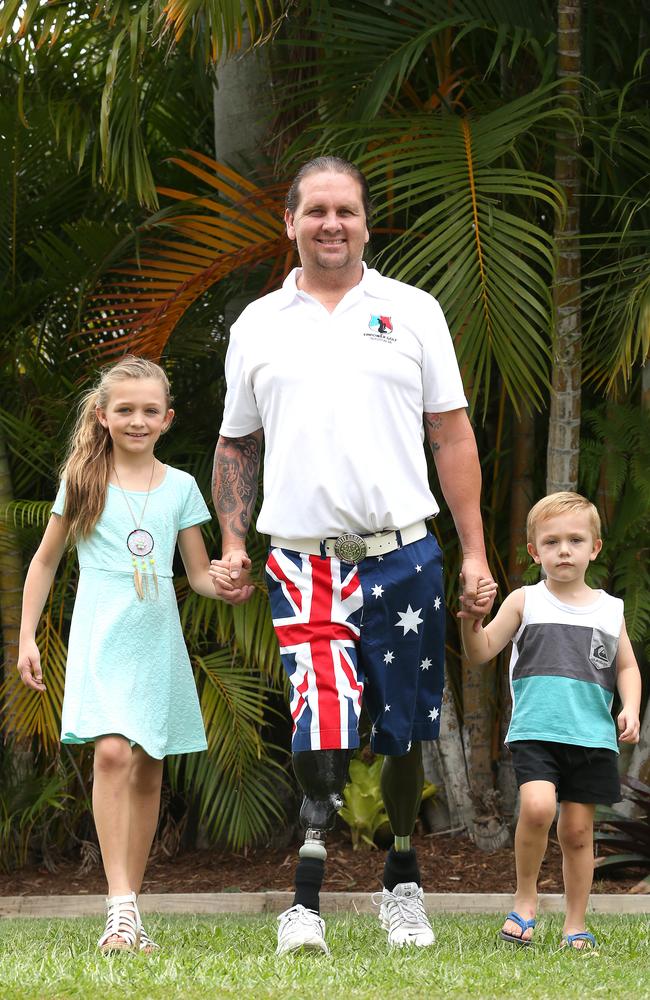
17, 356, 228, 954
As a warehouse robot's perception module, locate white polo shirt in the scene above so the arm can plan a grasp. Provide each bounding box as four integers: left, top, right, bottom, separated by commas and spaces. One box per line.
219, 266, 468, 538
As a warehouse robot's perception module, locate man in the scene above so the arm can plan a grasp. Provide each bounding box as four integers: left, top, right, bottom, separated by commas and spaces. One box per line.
212, 156, 494, 955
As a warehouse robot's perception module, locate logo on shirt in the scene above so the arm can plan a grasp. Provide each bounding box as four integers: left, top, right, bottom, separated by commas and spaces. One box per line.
365, 314, 396, 343
589, 629, 613, 670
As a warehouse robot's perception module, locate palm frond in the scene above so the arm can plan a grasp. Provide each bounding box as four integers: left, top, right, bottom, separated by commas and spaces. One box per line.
85, 154, 293, 358
1, 614, 67, 752
338, 87, 569, 412
0, 500, 53, 530
167, 648, 288, 847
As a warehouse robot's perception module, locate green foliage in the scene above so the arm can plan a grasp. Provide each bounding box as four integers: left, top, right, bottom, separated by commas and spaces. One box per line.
0, 749, 70, 871
595, 775, 650, 892
580, 403, 650, 647
339, 754, 435, 850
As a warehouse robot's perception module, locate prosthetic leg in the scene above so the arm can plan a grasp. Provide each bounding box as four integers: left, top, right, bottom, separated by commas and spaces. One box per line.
380, 741, 424, 886
291, 749, 351, 911
376, 742, 434, 947
276, 749, 351, 955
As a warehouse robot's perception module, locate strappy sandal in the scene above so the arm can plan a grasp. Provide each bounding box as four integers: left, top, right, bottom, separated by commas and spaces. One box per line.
98, 891, 142, 954
139, 926, 160, 953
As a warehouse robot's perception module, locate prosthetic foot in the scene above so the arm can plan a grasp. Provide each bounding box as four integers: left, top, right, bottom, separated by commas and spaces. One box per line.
276, 749, 351, 956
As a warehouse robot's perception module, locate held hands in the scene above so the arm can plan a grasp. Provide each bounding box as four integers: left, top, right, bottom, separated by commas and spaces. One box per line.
209, 549, 254, 605
17, 639, 46, 692
457, 568, 498, 632
617, 707, 640, 744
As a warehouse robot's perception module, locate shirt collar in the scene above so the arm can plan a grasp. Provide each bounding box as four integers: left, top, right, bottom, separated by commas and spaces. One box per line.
277, 262, 385, 309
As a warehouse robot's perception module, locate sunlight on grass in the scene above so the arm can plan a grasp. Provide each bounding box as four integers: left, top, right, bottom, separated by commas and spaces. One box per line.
0, 914, 648, 999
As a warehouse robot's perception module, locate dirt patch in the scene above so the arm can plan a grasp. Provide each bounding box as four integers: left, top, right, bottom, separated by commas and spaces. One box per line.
0, 828, 642, 896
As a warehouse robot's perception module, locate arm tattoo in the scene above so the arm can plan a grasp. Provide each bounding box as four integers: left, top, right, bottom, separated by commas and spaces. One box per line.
424, 413, 443, 453
212, 433, 262, 541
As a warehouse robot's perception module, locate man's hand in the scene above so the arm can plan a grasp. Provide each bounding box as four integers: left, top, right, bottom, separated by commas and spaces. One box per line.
458, 560, 497, 632
209, 550, 254, 605
17, 639, 46, 692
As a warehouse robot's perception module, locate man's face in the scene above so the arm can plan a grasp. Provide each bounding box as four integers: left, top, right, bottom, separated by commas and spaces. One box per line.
284, 171, 369, 278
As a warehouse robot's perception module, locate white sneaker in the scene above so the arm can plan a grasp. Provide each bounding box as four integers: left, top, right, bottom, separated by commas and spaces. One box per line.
373, 882, 435, 947
276, 904, 329, 956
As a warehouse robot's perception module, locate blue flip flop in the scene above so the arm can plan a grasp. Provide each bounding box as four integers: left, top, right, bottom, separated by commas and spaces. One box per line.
561, 931, 598, 951
498, 910, 536, 946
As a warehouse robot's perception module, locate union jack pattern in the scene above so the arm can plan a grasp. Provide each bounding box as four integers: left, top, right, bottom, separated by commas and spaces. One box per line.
266, 533, 445, 755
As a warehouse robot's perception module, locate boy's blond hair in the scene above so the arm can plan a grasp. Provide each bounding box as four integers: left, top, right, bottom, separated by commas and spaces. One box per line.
526, 492, 601, 545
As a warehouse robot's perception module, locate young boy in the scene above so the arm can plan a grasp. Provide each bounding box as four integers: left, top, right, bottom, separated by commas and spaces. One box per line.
460, 492, 641, 950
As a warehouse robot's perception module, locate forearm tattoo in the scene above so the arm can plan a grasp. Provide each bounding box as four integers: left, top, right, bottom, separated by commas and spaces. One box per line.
424, 413, 443, 453
213, 433, 261, 541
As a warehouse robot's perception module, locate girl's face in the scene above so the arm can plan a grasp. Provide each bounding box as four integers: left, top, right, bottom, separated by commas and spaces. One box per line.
96, 378, 173, 457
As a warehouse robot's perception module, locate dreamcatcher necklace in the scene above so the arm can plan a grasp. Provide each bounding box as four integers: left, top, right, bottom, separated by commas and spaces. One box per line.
113, 459, 159, 600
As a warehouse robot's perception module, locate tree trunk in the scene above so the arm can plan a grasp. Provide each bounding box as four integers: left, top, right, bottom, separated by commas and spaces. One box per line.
546, 0, 582, 494
497, 407, 537, 823
213, 25, 272, 173
431, 683, 474, 832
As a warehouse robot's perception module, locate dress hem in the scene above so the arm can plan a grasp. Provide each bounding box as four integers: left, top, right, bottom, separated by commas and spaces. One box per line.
61, 731, 207, 760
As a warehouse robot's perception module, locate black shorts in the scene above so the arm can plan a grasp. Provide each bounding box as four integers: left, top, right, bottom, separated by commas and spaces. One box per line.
508, 740, 621, 805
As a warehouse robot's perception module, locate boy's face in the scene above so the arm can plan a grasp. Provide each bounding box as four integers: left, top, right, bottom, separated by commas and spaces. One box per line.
527, 510, 602, 585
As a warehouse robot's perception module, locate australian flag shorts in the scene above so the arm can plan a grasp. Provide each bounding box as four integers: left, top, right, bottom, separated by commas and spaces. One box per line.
265, 531, 445, 756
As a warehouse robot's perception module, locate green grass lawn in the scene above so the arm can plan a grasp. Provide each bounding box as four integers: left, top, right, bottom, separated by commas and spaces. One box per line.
1, 914, 649, 1000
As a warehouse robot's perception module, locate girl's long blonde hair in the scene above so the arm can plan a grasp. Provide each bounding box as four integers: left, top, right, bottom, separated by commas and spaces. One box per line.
60, 356, 171, 540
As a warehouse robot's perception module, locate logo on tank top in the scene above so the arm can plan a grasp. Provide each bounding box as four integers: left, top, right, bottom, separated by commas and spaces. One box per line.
365, 314, 396, 343
589, 629, 613, 670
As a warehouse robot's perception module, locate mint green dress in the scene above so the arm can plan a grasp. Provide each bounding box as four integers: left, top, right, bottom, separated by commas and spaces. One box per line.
52, 466, 209, 759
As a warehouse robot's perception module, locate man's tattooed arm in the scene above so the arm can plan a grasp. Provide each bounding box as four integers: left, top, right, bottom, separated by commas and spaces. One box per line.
424, 412, 443, 453
212, 431, 263, 550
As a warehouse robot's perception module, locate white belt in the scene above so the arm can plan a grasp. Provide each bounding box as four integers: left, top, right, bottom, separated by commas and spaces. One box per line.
270, 520, 428, 564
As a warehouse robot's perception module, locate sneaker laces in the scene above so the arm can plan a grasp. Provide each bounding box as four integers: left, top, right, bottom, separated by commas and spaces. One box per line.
373, 886, 429, 929
278, 904, 323, 933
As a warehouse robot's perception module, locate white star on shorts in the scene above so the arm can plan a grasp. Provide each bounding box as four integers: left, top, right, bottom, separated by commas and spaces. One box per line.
372, 584, 384, 599
433, 596, 442, 611
428, 707, 440, 721
385, 704, 391, 712
395, 604, 424, 635
420, 657, 432, 671
371, 723, 378, 737
383, 650, 395, 665
415, 564, 422, 573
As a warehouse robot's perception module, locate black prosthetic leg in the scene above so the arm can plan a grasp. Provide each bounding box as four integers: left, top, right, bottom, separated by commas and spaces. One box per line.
381, 742, 424, 889
291, 749, 351, 912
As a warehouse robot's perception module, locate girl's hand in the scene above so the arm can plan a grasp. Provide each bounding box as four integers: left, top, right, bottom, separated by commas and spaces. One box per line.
17, 640, 46, 692
617, 707, 640, 743
209, 559, 254, 604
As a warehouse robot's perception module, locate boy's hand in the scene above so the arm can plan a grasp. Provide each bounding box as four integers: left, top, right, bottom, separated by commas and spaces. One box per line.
617, 708, 640, 743
458, 574, 498, 629
17, 640, 46, 692
209, 558, 254, 605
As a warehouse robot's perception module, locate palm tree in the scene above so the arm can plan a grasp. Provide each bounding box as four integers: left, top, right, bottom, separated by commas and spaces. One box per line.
546, 0, 582, 493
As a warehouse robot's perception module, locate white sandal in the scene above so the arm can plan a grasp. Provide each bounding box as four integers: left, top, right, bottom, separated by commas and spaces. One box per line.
98, 891, 142, 953
139, 926, 160, 953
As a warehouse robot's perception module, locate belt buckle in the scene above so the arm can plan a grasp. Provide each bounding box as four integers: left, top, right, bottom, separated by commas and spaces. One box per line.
334, 532, 367, 564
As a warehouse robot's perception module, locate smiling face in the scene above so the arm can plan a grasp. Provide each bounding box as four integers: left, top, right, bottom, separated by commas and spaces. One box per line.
284, 170, 369, 285
527, 510, 602, 586
96, 377, 173, 458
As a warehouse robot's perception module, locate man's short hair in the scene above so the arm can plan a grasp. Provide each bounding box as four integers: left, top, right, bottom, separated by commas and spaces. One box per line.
286, 156, 373, 225
526, 491, 601, 544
